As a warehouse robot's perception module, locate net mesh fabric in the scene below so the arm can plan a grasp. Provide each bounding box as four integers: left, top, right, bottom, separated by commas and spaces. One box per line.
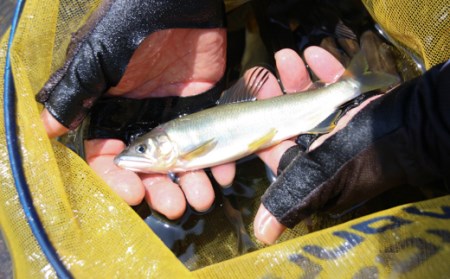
0, 0, 449, 277
362, 0, 449, 68
1, 0, 191, 277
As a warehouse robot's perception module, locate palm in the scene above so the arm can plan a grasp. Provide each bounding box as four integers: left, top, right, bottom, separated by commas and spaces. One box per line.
109, 29, 226, 99
85, 28, 228, 218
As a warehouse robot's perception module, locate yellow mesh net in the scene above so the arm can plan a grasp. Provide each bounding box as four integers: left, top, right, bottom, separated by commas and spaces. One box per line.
0, 0, 449, 278
362, 0, 450, 69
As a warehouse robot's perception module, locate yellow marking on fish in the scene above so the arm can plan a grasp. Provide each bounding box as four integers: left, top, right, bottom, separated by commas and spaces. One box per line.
181, 139, 217, 161
307, 110, 341, 134
307, 123, 336, 134
248, 128, 277, 152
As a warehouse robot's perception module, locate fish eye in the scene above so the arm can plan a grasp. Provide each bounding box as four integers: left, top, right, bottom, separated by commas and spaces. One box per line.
135, 144, 147, 154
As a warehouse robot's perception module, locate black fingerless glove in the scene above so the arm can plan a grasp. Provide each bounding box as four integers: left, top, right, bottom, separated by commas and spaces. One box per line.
36, 0, 224, 129
263, 60, 450, 228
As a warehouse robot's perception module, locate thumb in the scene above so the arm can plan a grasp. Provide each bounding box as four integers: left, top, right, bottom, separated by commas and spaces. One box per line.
254, 204, 287, 244
40, 109, 69, 138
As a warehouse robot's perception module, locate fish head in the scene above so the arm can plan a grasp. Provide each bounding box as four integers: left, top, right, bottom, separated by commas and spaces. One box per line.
114, 127, 178, 173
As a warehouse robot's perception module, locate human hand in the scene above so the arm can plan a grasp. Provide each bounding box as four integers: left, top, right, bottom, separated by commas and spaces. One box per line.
84, 28, 229, 217
98, 45, 347, 219
254, 56, 450, 244
82, 45, 344, 219
252, 46, 346, 243
37, 0, 231, 218
38, 0, 224, 136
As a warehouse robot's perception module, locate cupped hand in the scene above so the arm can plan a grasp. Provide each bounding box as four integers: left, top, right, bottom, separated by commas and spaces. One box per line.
42, 28, 230, 219
254, 54, 449, 245
83, 43, 345, 221
85, 29, 230, 218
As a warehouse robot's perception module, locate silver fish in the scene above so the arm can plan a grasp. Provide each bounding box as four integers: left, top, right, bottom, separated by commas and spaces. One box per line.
114, 52, 398, 173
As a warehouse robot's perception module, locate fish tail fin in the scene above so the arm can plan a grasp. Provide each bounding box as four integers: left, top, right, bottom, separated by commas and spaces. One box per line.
342, 51, 400, 94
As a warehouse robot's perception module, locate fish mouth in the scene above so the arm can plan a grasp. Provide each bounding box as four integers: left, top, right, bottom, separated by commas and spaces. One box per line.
113, 155, 154, 172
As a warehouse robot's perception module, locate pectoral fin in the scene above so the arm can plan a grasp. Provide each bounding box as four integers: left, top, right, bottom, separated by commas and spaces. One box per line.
248, 128, 277, 152
181, 139, 217, 161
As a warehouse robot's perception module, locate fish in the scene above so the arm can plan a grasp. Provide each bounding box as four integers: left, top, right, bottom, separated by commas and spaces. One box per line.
114, 52, 399, 173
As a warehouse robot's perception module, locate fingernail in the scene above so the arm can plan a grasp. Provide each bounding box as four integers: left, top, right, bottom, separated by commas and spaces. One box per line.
254, 205, 286, 245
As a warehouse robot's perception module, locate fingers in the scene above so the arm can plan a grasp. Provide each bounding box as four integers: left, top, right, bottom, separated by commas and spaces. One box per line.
85, 139, 145, 206
142, 169, 216, 218
257, 47, 346, 172
256, 48, 311, 172
254, 204, 286, 245
254, 47, 345, 243
85, 138, 217, 218
88, 155, 146, 206
211, 162, 236, 187
257, 141, 296, 174
85, 139, 126, 158
304, 46, 345, 83
141, 170, 215, 219
140, 174, 187, 220
140, 147, 234, 218
40, 109, 69, 138
178, 170, 215, 212
275, 48, 312, 92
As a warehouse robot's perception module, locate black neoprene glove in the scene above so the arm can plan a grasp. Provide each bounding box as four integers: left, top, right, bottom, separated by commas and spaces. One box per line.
36, 0, 224, 130
262, 60, 450, 228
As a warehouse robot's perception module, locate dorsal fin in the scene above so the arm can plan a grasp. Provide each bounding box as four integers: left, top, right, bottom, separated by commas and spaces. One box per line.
216, 67, 270, 105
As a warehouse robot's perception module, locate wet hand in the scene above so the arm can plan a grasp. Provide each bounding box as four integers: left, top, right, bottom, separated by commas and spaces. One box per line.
42, 28, 230, 218
37, 0, 231, 219
253, 95, 375, 244
254, 52, 450, 245
253, 46, 346, 244
82, 45, 343, 219
85, 28, 230, 218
